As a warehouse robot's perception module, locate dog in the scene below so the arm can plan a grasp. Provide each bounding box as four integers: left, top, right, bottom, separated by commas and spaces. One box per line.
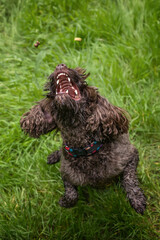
20, 64, 146, 214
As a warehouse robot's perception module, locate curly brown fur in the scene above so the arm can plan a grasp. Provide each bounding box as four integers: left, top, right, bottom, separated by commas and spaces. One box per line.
20, 98, 56, 138
47, 150, 61, 164
122, 149, 146, 214
59, 180, 78, 208
20, 63, 146, 214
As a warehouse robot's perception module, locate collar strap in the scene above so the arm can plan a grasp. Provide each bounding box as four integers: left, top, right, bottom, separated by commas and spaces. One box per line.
64, 141, 103, 158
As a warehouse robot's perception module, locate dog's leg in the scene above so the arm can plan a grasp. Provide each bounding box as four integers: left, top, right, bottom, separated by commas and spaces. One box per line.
122, 149, 146, 214
59, 180, 78, 208
47, 150, 61, 164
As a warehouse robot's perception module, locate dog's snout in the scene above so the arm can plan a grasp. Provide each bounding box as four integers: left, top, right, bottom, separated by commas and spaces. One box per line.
56, 63, 67, 70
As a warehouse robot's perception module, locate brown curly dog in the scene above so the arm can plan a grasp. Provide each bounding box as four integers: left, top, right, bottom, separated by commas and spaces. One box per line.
20, 64, 146, 214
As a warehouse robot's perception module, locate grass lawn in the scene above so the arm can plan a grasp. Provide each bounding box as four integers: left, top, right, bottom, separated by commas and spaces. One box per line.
0, 0, 160, 239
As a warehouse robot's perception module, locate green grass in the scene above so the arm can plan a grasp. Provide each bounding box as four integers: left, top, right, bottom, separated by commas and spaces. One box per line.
0, 0, 160, 239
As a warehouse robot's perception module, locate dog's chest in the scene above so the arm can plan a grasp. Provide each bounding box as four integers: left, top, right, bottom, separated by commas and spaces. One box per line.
60, 124, 91, 147
60, 134, 134, 186
56, 113, 101, 148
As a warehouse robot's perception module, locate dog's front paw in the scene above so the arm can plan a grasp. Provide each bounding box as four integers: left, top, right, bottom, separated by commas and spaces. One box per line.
130, 191, 146, 215
47, 151, 60, 164
59, 196, 78, 208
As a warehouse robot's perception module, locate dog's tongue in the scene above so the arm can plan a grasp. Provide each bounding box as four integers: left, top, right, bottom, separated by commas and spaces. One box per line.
68, 87, 75, 98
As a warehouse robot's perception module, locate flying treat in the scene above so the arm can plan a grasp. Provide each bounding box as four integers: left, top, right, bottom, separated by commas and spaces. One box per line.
34, 41, 40, 48
74, 37, 82, 41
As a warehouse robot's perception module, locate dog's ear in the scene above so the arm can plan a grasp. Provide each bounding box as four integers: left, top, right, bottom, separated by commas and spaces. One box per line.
20, 98, 56, 138
88, 95, 129, 138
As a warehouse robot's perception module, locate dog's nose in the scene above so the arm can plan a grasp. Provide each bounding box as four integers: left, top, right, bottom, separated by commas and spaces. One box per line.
56, 64, 67, 70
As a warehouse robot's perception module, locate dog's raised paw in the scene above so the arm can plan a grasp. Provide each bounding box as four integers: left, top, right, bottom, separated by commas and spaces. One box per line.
47, 151, 60, 164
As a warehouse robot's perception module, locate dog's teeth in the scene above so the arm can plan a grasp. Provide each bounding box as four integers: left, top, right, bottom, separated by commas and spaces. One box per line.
57, 80, 59, 85
68, 77, 71, 82
75, 90, 78, 95
57, 73, 66, 79
66, 90, 68, 93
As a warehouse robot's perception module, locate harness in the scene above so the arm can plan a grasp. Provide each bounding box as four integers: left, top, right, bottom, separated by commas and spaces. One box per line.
64, 141, 103, 158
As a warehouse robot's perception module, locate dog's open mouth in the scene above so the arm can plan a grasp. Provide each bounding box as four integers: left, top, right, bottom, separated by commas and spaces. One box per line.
55, 72, 81, 101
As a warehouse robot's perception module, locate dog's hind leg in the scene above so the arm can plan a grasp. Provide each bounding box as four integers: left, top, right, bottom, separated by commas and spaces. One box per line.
122, 149, 146, 214
47, 150, 61, 164
59, 180, 78, 208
